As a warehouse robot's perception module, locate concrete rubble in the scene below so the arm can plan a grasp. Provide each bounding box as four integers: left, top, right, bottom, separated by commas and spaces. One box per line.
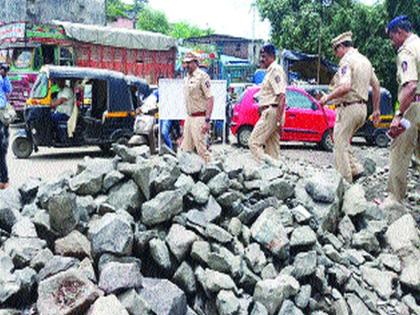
0, 145, 419, 314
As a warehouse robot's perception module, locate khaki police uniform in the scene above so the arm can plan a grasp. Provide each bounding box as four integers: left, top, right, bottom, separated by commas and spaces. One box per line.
249, 61, 287, 161
181, 67, 213, 163
331, 32, 379, 183
388, 33, 420, 201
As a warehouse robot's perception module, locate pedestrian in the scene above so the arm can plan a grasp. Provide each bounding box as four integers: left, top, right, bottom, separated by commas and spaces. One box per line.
385, 16, 420, 203
181, 52, 214, 163
0, 64, 12, 189
320, 32, 381, 183
248, 44, 287, 163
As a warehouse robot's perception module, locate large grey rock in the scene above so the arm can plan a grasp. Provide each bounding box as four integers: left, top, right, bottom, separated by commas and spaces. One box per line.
191, 241, 211, 265
69, 167, 105, 196
78, 258, 96, 283
199, 163, 222, 183
293, 251, 317, 278
261, 179, 294, 200
278, 300, 303, 315
30, 248, 54, 271
253, 275, 300, 315
138, 278, 187, 315
290, 226, 317, 247
251, 302, 268, 315
19, 177, 41, 204
151, 165, 180, 194
36, 176, 69, 209
118, 289, 154, 315
244, 243, 267, 274
294, 284, 311, 309
197, 269, 237, 293
217, 191, 244, 209
352, 230, 379, 254
360, 266, 396, 300
106, 180, 143, 215
11, 217, 37, 238
0, 251, 14, 274
251, 207, 289, 257
379, 253, 401, 273
131, 161, 153, 201
173, 262, 196, 294
0, 206, 22, 232
216, 290, 240, 315
191, 182, 210, 204
55, 230, 92, 259
38, 256, 79, 281
141, 190, 183, 226
4, 237, 47, 268
174, 174, 195, 196
166, 224, 198, 261
88, 213, 133, 257
208, 248, 241, 277
149, 238, 172, 271
385, 214, 420, 257
103, 170, 125, 192
304, 176, 337, 203
345, 293, 372, 315
47, 191, 79, 236
87, 294, 129, 315
403, 295, 420, 315
205, 224, 233, 244
37, 270, 103, 315
0, 188, 22, 211
207, 172, 230, 196
338, 215, 356, 244
342, 184, 367, 216
400, 258, 420, 291
178, 152, 204, 175
14, 267, 37, 303
113, 144, 150, 163
99, 261, 142, 294
291, 205, 313, 224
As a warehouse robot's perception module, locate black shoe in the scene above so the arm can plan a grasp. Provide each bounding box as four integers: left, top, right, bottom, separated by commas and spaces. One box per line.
353, 172, 366, 182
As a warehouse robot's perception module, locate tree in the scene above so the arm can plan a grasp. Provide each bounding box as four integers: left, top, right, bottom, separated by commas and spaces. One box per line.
136, 6, 170, 34
255, 0, 408, 98
169, 21, 214, 39
106, 0, 148, 22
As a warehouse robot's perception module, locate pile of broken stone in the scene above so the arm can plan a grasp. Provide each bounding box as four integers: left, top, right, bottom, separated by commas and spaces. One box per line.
1, 144, 420, 315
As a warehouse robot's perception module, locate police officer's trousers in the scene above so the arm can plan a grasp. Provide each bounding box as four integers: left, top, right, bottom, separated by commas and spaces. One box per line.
181, 116, 211, 163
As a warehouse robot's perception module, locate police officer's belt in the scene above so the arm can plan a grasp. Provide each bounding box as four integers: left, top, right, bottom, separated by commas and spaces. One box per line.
190, 111, 206, 117
337, 100, 366, 107
260, 104, 279, 111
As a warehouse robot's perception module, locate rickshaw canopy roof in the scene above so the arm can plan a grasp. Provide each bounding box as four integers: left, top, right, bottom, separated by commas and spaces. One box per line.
40, 65, 134, 112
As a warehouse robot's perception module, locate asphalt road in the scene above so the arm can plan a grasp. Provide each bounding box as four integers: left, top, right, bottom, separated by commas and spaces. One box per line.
6, 123, 387, 189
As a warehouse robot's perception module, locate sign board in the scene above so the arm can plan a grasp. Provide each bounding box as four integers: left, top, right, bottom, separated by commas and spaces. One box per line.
0, 23, 25, 43
159, 79, 227, 120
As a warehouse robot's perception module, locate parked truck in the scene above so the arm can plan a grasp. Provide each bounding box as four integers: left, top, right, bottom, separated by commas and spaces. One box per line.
0, 21, 177, 118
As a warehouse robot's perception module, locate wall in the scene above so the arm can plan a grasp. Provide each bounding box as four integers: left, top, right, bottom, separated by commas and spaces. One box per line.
0, 0, 106, 25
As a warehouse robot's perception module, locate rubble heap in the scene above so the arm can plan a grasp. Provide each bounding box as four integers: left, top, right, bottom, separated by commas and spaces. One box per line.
0, 145, 420, 315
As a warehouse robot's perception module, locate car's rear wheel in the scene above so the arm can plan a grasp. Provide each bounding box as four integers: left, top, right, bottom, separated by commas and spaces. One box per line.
237, 125, 253, 148
12, 137, 33, 159
374, 130, 390, 148
320, 129, 333, 151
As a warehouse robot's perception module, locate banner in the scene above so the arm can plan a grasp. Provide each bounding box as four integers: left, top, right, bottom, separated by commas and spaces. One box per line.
0, 23, 25, 43
159, 79, 227, 121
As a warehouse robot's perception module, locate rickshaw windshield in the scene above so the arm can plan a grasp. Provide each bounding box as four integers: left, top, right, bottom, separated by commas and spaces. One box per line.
31, 73, 49, 99
12, 48, 33, 69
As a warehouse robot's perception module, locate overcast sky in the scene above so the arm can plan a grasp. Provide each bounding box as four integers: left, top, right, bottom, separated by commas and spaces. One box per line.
123, 0, 380, 40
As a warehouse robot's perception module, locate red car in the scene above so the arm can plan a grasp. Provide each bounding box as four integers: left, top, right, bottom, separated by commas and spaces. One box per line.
230, 86, 335, 151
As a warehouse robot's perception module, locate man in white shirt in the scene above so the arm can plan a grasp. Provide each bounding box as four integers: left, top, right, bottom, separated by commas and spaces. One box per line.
51, 79, 74, 142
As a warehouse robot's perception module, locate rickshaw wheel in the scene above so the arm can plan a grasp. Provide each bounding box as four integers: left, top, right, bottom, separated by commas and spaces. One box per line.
374, 131, 390, 148
237, 125, 253, 148
12, 137, 33, 159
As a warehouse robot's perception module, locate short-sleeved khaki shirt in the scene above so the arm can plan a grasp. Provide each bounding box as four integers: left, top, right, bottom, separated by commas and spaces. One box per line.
396, 34, 420, 94
184, 68, 213, 115
258, 61, 287, 107
334, 48, 378, 103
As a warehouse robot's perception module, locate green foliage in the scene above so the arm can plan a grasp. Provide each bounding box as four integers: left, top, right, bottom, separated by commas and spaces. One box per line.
136, 6, 170, 34
169, 21, 214, 39
256, 0, 419, 99
106, 0, 148, 22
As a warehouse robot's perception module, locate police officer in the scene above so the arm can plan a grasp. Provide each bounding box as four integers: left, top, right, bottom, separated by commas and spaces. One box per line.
320, 32, 381, 183
181, 52, 214, 163
386, 16, 420, 203
249, 44, 287, 163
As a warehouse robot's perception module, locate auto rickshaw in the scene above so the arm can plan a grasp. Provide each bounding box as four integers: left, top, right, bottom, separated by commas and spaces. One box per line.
12, 66, 139, 158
